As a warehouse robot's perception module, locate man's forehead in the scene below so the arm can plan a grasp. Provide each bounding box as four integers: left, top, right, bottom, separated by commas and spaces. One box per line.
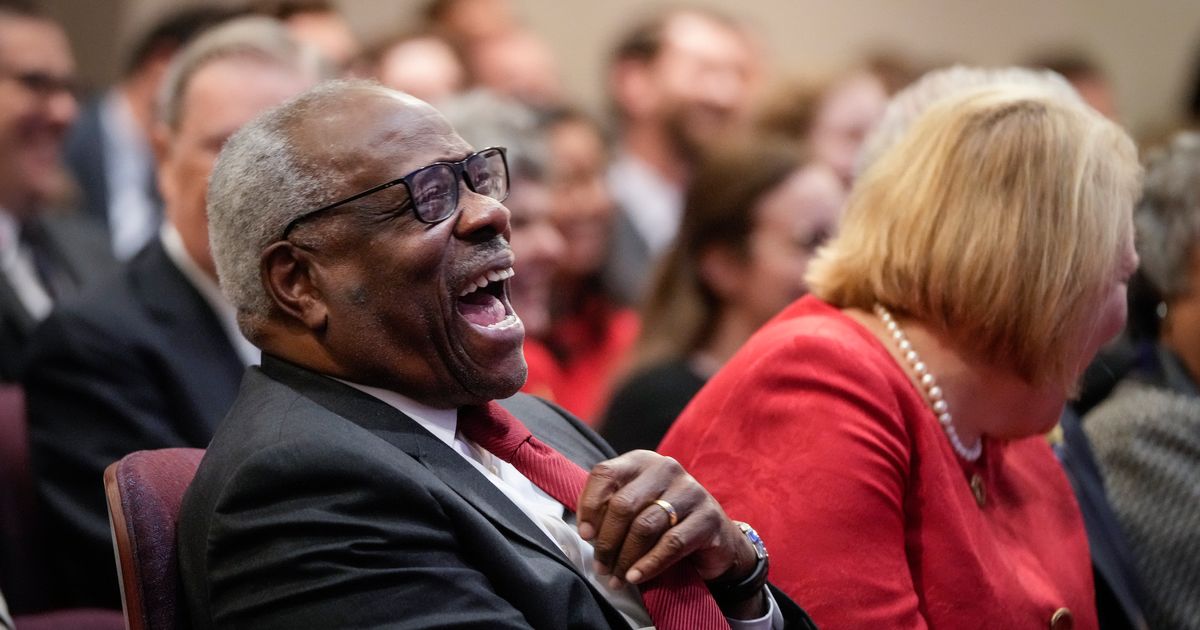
661, 13, 748, 60
294, 88, 476, 187
0, 16, 72, 70
304, 89, 464, 150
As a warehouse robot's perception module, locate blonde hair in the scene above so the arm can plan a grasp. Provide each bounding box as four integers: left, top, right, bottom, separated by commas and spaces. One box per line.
806, 85, 1140, 388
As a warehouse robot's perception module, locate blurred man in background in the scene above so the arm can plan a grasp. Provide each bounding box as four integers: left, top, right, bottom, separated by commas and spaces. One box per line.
255, 0, 360, 71
23, 16, 324, 609
605, 7, 761, 304
0, 0, 113, 382
64, 5, 241, 259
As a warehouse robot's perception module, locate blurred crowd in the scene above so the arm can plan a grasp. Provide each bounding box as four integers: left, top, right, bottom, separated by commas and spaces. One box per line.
1, 0, 1200, 628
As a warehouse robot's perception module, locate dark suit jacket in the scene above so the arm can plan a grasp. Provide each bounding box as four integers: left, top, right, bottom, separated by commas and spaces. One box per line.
24, 239, 243, 609
0, 213, 115, 381
1056, 408, 1148, 630
63, 97, 111, 229
180, 357, 813, 629
62, 95, 160, 249
602, 206, 653, 307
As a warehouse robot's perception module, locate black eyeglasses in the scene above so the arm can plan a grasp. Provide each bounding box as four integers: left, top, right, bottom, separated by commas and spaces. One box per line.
282, 147, 510, 237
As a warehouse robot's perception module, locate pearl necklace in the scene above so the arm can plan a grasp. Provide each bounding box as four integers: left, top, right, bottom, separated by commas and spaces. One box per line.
874, 304, 982, 461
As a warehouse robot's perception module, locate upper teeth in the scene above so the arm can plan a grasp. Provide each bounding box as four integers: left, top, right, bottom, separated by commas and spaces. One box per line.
459, 267, 515, 296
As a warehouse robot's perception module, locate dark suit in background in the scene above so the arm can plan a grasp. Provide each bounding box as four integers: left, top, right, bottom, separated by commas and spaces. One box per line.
0, 213, 114, 382
24, 238, 243, 609
1056, 408, 1149, 630
62, 99, 111, 231
62, 95, 161, 259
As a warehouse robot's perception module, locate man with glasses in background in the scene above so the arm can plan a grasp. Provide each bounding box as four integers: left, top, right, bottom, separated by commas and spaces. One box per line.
22, 16, 325, 610
180, 80, 815, 629
0, 0, 114, 382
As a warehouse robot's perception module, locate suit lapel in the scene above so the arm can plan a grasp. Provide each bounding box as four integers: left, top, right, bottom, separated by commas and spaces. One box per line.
258, 357, 588, 577
130, 241, 244, 432
0, 271, 35, 336
0, 272, 35, 380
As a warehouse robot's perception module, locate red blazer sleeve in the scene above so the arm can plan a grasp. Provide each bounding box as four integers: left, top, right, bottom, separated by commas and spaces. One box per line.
660, 323, 930, 629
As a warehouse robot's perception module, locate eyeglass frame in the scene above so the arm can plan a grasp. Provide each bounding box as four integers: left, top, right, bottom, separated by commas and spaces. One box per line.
281, 146, 510, 238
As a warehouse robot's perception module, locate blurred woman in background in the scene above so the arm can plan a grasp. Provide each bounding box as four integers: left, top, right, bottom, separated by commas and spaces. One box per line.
1085, 131, 1200, 630
601, 139, 844, 453
542, 108, 640, 423
659, 85, 1140, 628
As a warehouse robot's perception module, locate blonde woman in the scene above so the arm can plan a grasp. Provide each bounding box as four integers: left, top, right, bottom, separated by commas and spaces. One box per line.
659, 85, 1140, 629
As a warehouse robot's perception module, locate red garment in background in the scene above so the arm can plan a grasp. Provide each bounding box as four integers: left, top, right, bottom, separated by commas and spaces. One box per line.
520, 339, 563, 403
659, 296, 1097, 630
547, 299, 639, 425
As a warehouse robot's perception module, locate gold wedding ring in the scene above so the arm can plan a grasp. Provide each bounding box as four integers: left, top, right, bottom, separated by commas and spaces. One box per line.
652, 499, 678, 527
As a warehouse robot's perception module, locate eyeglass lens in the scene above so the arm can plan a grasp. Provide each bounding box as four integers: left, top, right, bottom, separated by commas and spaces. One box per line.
412, 149, 508, 222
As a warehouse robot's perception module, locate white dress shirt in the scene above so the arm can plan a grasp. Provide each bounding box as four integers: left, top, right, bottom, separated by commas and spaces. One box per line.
160, 223, 259, 366
0, 586, 12, 630
0, 209, 53, 321
340, 380, 781, 629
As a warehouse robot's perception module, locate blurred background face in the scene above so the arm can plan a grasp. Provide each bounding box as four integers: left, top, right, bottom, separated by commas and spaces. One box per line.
730, 163, 845, 324
548, 117, 613, 278
377, 35, 464, 104
283, 9, 360, 71
157, 57, 316, 277
653, 13, 759, 155
0, 16, 77, 216
809, 72, 888, 186
505, 177, 565, 337
432, 0, 517, 45
468, 29, 562, 108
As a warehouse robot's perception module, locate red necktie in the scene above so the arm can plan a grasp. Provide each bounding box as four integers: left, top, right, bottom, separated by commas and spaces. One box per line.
459, 401, 730, 630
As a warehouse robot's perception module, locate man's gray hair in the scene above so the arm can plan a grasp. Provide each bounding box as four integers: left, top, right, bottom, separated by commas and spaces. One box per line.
158, 15, 329, 129
438, 89, 549, 181
208, 80, 391, 335
855, 65, 1081, 175
1136, 132, 1200, 299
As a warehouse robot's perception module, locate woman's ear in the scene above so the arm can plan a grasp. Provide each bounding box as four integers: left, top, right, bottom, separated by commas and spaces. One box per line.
698, 244, 748, 303
261, 241, 328, 332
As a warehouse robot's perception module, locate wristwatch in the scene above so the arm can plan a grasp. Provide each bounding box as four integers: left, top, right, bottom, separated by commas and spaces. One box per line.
708, 521, 770, 607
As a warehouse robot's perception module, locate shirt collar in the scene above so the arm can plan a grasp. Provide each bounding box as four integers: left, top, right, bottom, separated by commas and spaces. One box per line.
334, 378, 459, 447
0, 208, 16, 256
160, 222, 259, 366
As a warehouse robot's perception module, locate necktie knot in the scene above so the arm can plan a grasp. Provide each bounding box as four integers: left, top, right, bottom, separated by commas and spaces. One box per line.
458, 401, 533, 462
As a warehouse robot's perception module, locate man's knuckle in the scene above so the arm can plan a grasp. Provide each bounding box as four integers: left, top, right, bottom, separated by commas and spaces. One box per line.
661, 530, 687, 555
609, 494, 639, 518
632, 511, 660, 536
590, 462, 618, 481
661, 456, 684, 476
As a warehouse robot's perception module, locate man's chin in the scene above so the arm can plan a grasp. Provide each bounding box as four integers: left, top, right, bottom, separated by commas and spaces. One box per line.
462, 356, 528, 403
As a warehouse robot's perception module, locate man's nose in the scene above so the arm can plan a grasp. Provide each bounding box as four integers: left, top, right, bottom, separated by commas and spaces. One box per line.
533, 220, 566, 264
46, 87, 78, 129
454, 190, 511, 241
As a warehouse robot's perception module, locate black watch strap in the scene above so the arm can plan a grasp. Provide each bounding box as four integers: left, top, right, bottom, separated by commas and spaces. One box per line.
708, 521, 770, 607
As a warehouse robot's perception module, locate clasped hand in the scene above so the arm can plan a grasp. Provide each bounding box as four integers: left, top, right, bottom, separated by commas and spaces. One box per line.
575, 450, 761, 610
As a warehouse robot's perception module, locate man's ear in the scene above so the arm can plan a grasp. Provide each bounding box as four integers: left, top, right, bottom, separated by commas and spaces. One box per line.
151, 123, 174, 204
261, 241, 328, 331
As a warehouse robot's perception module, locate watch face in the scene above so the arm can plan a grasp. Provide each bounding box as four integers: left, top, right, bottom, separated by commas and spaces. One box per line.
737, 521, 768, 560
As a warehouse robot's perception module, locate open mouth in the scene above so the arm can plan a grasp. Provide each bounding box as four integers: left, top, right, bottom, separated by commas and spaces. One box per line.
455, 266, 519, 330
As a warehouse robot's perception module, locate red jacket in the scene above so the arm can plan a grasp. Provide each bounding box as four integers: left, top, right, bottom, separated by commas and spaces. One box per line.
660, 296, 1096, 630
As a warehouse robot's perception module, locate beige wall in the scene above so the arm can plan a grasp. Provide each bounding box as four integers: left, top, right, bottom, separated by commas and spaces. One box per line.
48, 0, 1200, 139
